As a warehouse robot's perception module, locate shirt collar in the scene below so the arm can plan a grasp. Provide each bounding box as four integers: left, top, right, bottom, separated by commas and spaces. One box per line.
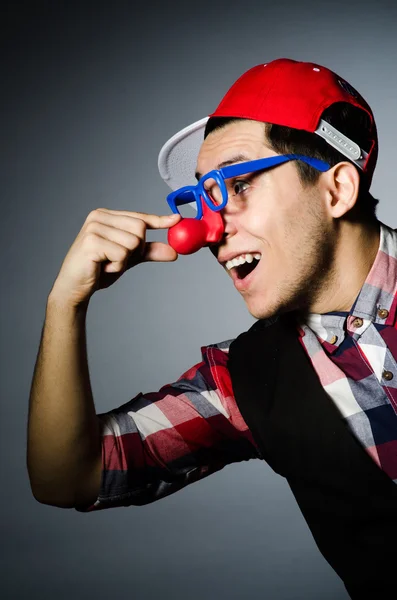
302, 222, 397, 353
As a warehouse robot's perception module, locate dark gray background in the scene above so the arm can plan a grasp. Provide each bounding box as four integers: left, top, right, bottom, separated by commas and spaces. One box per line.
2, 1, 397, 598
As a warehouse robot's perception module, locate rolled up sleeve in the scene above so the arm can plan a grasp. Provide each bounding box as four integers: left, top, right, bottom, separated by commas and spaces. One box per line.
74, 343, 258, 512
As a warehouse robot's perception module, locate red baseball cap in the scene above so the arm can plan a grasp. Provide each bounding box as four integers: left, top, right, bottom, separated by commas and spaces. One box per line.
158, 58, 378, 191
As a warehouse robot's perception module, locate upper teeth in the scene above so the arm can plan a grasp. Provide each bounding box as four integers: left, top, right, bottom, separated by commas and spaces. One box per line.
225, 253, 261, 271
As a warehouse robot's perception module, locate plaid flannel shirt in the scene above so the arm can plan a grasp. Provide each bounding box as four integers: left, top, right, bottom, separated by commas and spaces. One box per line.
76, 221, 397, 512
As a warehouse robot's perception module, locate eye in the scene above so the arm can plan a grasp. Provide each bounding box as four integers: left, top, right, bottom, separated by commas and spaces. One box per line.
232, 180, 251, 196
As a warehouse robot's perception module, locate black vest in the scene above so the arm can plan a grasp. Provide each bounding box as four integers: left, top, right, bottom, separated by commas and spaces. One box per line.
228, 315, 397, 599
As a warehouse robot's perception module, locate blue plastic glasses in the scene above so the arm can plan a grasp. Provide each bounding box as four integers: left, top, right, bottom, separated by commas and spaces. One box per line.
167, 154, 331, 220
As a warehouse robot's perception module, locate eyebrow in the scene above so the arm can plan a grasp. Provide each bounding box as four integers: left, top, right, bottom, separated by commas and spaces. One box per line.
195, 153, 251, 181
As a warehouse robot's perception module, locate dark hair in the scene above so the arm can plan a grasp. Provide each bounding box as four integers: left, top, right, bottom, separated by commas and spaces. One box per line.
204, 102, 379, 223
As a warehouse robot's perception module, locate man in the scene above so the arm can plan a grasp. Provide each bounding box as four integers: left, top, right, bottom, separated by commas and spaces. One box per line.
27, 59, 397, 599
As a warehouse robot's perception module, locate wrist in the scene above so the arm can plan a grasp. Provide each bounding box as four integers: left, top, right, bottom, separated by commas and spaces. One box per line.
47, 290, 90, 317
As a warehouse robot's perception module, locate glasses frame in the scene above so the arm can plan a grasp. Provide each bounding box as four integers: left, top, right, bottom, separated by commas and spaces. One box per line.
166, 153, 331, 220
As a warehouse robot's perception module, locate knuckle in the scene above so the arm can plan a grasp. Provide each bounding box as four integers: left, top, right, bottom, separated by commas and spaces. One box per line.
85, 210, 100, 225
122, 233, 138, 253
127, 234, 144, 257
85, 221, 97, 233
86, 207, 109, 221
131, 218, 146, 237
83, 232, 98, 245
119, 247, 130, 261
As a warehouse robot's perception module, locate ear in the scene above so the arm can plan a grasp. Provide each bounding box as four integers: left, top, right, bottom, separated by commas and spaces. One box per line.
324, 162, 360, 219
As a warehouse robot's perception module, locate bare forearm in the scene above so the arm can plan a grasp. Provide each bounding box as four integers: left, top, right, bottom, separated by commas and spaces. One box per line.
27, 295, 101, 507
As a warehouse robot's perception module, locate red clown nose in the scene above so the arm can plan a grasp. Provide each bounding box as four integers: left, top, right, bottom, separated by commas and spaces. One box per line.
167, 197, 224, 255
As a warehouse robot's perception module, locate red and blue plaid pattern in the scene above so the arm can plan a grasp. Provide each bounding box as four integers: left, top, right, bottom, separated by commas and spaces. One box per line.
76, 222, 397, 513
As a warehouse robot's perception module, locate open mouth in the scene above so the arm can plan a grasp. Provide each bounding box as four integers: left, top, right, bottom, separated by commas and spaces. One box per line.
225, 253, 261, 284
235, 258, 260, 280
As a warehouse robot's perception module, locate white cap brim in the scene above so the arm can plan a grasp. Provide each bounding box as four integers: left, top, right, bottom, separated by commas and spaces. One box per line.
158, 117, 209, 191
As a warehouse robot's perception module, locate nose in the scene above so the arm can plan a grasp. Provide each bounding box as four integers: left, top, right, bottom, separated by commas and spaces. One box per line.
206, 202, 240, 259
217, 200, 239, 240
167, 197, 225, 255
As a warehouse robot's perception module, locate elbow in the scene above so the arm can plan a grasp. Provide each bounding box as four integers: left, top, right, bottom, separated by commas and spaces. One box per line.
28, 478, 77, 508
31, 490, 76, 508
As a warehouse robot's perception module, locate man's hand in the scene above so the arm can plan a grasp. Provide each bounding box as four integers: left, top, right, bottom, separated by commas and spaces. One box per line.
49, 208, 182, 308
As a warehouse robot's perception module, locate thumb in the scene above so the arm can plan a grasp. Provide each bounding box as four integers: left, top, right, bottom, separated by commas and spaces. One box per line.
141, 241, 179, 262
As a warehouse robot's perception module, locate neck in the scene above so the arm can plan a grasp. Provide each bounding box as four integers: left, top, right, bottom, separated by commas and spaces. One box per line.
309, 219, 381, 315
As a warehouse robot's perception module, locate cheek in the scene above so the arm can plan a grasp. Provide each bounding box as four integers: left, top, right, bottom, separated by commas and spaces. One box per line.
237, 179, 307, 245
245, 201, 291, 245
245, 181, 291, 233
242, 193, 274, 236
257, 204, 308, 267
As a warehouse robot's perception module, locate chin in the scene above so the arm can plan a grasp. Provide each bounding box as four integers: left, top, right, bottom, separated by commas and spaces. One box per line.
244, 296, 281, 321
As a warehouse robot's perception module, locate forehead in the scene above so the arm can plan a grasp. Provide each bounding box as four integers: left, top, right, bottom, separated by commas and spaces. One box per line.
196, 119, 273, 175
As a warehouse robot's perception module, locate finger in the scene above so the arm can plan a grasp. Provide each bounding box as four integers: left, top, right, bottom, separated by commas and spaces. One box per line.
141, 241, 179, 262
84, 221, 145, 251
95, 208, 181, 230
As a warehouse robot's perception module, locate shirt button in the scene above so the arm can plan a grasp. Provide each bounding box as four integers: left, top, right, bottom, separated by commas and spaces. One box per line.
329, 335, 338, 344
377, 308, 389, 319
383, 370, 394, 381
352, 317, 363, 328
